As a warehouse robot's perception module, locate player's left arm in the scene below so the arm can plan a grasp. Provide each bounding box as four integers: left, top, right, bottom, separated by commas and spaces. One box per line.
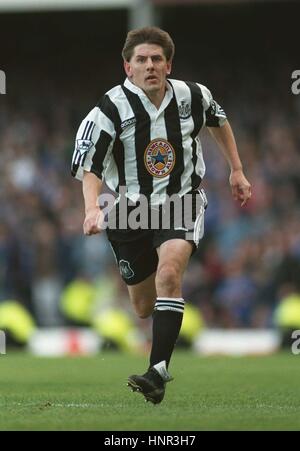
208, 120, 252, 206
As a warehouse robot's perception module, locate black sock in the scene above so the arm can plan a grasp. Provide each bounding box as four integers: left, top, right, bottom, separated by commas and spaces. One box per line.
149, 297, 184, 369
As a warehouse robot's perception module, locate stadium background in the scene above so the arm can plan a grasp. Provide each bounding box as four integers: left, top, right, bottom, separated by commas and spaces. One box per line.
0, 0, 300, 353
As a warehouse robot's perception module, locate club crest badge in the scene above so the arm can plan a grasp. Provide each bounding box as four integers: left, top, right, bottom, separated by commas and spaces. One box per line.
119, 260, 134, 279
144, 138, 176, 178
178, 100, 191, 119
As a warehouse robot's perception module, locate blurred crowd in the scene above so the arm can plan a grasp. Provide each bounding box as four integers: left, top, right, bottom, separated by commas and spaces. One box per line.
1, 30, 300, 336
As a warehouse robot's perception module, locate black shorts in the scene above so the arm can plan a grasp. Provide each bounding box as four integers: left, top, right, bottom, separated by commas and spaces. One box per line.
106, 189, 207, 286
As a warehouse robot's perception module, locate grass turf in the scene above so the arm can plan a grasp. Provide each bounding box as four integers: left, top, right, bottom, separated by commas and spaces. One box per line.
0, 350, 299, 431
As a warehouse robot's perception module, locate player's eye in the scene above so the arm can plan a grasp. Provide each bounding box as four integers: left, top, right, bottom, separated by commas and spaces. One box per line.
152, 55, 163, 62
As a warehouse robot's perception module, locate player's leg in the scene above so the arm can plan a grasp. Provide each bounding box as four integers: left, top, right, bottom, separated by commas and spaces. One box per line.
108, 235, 173, 403
127, 239, 193, 404
127, 191, 207, 403
148, 189, 207, 372
155, 238, 192, 297
107, 231, 158, 318
125, 237, 191, 319
149, 238, 192, 368
128, 190, 207, 403
127, 272, 157, 319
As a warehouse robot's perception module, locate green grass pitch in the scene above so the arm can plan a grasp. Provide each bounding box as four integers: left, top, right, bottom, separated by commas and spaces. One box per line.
0, 350, 299, 431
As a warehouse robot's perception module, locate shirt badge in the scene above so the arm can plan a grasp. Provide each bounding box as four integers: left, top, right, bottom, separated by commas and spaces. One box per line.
76, 139, 94, 154
144, 138, 176, 178
178, 100, 191, 119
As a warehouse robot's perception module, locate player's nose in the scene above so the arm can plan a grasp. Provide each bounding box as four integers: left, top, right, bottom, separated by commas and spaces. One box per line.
146, 57, 154, 70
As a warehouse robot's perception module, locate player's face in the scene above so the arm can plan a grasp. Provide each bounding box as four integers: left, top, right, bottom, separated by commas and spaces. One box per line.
124, 43, 172, 96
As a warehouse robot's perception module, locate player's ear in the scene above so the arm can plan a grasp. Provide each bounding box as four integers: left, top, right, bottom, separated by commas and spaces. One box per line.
166, 60, 172, 75
124, 60, 132, 77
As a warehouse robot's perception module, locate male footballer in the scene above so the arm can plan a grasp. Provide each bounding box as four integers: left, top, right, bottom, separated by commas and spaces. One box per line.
71, 27, 251, 404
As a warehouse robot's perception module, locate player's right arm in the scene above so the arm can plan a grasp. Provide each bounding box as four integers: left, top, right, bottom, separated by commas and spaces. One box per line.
82, 171, 103, 236
71, 99, 117, 236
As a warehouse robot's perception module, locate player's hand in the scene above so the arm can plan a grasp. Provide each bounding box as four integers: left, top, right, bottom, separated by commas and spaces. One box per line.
229, 169, 252, 207
83, 207, 103, 236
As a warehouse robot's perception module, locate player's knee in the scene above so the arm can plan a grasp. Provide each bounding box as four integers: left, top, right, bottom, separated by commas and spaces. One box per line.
137, 309, 152, 319
136, 305, 153, 319
131, 298, 155, 319
156, 263, 180, 292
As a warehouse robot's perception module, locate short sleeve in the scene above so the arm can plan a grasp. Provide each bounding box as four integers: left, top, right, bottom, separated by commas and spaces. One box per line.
198, 84, 227, 127
71, 106, 116, 181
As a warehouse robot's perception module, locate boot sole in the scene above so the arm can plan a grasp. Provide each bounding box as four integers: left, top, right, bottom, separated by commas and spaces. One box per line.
127, 377, 164, 404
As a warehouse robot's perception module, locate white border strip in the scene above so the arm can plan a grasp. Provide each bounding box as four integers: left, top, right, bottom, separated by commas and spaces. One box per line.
0, 0, 133, 12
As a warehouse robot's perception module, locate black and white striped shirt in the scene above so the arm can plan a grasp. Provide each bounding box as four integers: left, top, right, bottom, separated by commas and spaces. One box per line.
71, 78, 226, 205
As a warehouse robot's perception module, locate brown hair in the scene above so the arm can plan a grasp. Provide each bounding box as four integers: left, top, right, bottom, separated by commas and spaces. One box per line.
122, 26, 175, 62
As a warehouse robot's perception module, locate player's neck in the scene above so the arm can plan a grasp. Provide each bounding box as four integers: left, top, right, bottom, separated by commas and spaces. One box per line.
145, 87, 166, 110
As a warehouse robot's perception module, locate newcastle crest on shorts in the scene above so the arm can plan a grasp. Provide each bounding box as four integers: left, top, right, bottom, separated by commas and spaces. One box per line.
119, 260, 134, 279
144, 138, 176, 178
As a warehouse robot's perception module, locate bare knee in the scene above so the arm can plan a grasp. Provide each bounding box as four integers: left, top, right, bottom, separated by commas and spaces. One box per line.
127, 272, 156, 319
131, 297, 155, 319
156, 263, 181, 296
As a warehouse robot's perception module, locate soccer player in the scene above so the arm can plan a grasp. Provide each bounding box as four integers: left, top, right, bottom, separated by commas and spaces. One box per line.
71, 27, 251, 404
